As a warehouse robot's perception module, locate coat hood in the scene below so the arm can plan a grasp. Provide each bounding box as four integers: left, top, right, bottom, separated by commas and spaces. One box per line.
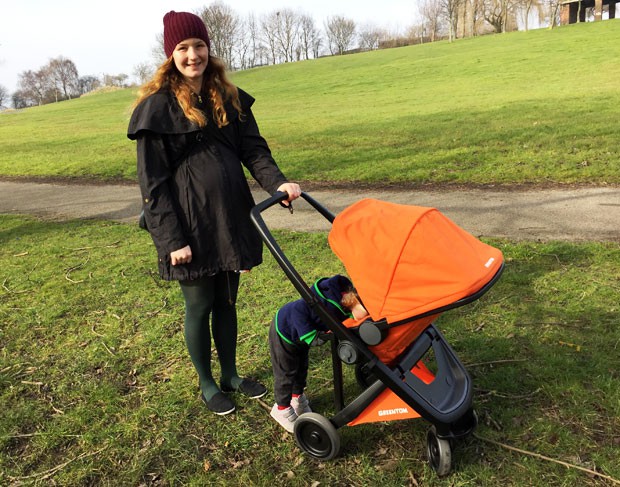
312, 275, 354, 321
127, 88, 255, 139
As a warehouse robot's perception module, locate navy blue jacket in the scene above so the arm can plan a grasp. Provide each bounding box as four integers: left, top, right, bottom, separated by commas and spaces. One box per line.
275, 275, 353, 346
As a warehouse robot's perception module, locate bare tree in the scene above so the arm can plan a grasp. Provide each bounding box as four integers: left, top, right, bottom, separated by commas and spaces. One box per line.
103, 73, 129, 87
544, 0, 562, 27
47, 57, 79, 101
483, 0, 520, 32
16, 59, 80, 106
133, 62, 155, 85
419, 0, 447, 41
12, 90, 30, 109
325, 15, 356, 55
242, 12, 269, 68
0, 84, 8, 107
78, 75, 101, 95
198, 2, 240, 69
261, 11, 281, 64
440, 0, 465, 41
517, 0, 544, 30
258, 9, 303, 64
464, 0, 488, 35
274, 9, 302, 63
152, 32, 167, 65
358, 23, 385, 51
17, 69, 51, 106
298, 14, 321, 60
406, 23, 428, 43
234, 16, 252, 70
311, 27, 323, 59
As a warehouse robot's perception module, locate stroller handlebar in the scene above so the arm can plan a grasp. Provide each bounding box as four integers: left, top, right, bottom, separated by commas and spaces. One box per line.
250, 191, 335, 307
252, 191, 336, 222
251, 190, 291, 214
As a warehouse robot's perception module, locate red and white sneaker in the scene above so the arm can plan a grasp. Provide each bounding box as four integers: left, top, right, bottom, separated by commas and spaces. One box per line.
270, 404, 298, 433
291, 393, 312, 416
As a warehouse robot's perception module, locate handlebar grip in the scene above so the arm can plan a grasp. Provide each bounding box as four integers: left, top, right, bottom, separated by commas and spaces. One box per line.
251, 191, 290, 216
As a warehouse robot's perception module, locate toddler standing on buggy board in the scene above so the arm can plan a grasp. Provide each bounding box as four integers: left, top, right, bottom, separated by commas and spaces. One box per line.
269, 275, 368, 432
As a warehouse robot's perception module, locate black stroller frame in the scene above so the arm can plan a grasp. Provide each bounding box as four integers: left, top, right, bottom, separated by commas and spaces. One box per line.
251, 192, 504, 476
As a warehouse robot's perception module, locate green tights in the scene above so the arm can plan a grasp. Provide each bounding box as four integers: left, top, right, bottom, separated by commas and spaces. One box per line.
179, 272, 243, 401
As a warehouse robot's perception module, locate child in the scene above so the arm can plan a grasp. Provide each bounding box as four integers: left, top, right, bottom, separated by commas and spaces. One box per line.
268, 275, 368, 432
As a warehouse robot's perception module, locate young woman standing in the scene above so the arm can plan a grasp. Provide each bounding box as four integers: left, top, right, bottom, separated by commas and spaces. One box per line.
128, 11, 301, 415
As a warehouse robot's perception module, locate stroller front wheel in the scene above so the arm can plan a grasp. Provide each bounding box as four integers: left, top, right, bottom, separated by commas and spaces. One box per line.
427, 426, 452, 477
294, 413, 341, 460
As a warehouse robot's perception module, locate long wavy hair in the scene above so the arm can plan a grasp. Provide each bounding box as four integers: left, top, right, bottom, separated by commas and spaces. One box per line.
134, 55, 242, 128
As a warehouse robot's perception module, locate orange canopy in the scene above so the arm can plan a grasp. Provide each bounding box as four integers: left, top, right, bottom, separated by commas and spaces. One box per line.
328, 199, 503, 323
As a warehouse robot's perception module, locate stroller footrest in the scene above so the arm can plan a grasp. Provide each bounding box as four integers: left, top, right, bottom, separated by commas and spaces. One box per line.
399, 325, 473, 418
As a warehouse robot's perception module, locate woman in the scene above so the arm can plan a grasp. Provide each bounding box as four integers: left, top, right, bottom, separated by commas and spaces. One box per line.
127, 10, 301, 415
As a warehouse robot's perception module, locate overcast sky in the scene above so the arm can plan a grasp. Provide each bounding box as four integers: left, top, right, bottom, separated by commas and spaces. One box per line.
0, 0, 420, 94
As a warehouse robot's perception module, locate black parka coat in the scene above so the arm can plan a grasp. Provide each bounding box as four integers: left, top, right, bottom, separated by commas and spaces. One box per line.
127, 88, 288, 281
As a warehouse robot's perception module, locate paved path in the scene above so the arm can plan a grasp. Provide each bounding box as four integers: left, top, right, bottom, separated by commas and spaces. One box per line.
1, 180, 619, 241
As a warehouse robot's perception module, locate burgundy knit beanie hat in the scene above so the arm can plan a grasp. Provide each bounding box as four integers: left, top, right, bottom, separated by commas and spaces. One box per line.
163, 11, 211, 58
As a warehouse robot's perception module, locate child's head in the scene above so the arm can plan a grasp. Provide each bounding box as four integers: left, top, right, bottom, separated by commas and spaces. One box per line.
341, 288, 369, 321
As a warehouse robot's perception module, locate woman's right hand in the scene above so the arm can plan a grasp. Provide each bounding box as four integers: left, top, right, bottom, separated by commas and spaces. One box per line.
170, 245, 192, 266
277, 182, 302, 206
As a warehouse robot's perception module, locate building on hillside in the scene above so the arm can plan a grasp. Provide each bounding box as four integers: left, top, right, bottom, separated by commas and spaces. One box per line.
560, 0, 617, 24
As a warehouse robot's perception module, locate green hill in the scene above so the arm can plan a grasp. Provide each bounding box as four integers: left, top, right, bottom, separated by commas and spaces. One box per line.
1, 21, 619, 185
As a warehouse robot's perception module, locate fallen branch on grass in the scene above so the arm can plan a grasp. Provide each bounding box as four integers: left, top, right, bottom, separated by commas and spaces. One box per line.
70, 241, 121, 251
474, 433, 620, 485
211, 333, 259, 355
3, 432, 82, 439
65, 255, 91, 283
7, 446, 107, 482
465, 358, 527, 368
100, 341, 115, 356
2, 277, 28, 294
475, 387, 542, 400
131, 298, 169, 329
257, 398, 271, 413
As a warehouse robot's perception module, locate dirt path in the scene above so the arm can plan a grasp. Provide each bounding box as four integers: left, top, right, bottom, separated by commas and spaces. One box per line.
1, 180, 619, 241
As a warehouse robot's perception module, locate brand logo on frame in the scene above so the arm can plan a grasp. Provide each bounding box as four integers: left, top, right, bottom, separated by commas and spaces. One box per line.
378, 407, 409, 417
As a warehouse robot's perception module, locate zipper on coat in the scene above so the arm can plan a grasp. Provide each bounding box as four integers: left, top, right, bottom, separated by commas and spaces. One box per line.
212, 144, 244, 263
184, 164, 192, 233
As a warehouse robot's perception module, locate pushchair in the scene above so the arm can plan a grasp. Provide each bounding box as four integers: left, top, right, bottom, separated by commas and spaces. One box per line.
250, 193, 504, 476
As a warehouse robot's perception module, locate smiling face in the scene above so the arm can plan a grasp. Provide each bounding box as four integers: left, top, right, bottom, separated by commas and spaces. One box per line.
172, 38, 209, 90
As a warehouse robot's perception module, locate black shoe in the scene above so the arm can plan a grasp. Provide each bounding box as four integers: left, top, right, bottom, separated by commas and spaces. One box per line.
201, 392, 236, 415
221, 378, 267, 399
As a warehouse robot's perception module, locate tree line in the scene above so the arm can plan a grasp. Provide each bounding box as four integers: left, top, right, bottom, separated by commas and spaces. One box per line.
186, 0, 562, 71
1, 0, 565, 109
3, 57, 129, 109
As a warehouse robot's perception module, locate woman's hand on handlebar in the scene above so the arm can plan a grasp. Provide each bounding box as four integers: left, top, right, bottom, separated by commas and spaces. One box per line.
276, 182, 302, 206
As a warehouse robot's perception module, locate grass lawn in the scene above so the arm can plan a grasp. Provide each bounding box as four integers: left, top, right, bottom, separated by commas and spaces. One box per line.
1, 21, 619, 185
1, 215, 618, 485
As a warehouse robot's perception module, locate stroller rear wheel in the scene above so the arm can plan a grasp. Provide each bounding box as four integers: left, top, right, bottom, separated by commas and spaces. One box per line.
426, 425, 452, 476
294, 413, 341, 460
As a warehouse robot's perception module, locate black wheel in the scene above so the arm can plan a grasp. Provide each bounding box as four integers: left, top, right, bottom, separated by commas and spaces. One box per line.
427, 426, 452, 477
294, 413, 341, 460
354, 363, 377, 389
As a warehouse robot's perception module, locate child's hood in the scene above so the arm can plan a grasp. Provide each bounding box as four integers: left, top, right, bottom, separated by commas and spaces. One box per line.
313, 275, 353, 317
